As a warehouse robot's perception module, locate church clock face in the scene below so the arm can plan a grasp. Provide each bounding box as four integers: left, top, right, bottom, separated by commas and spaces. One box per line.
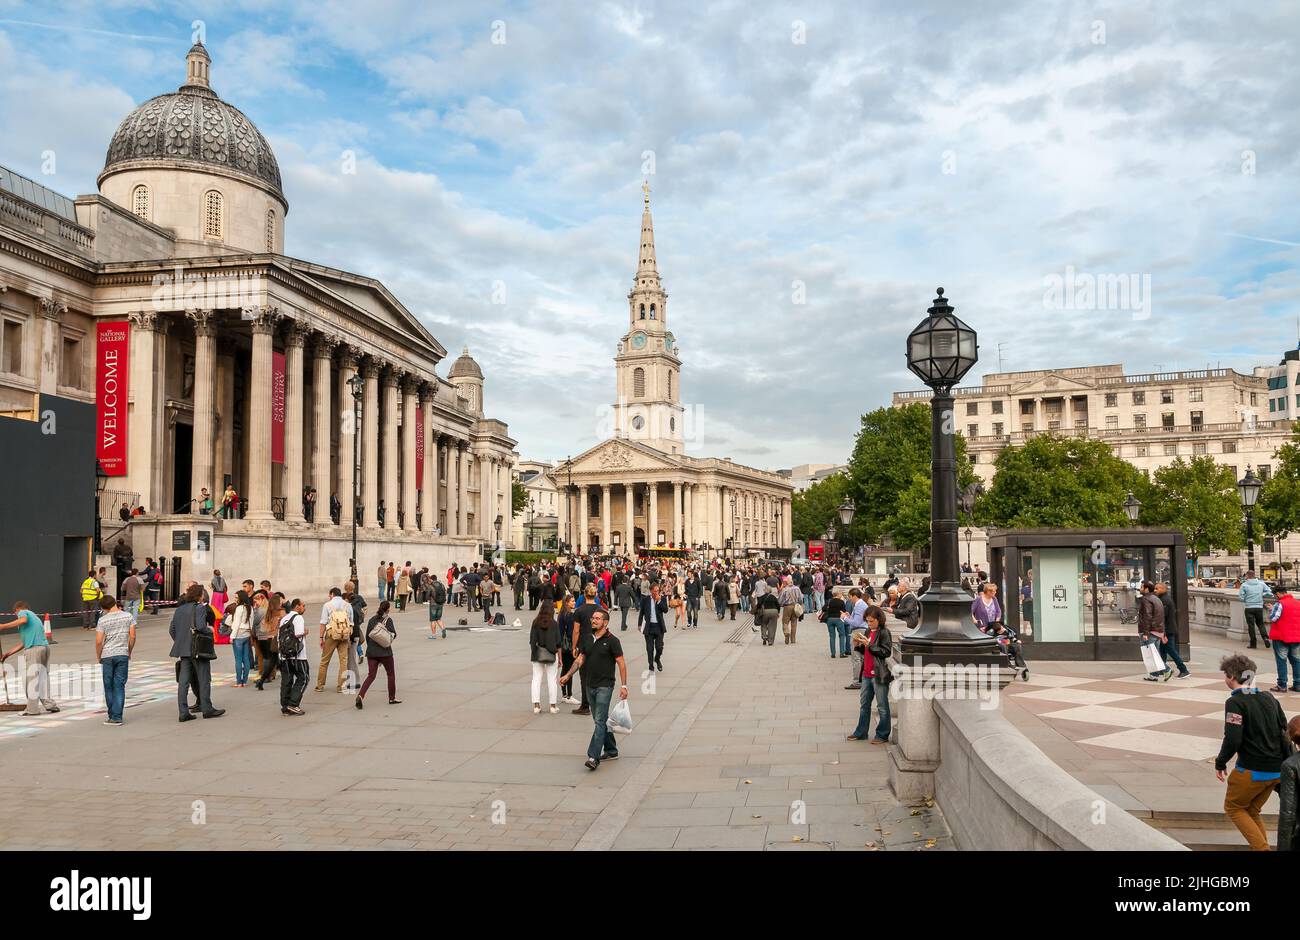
664, 333, 675, 352
631, 415, 645, 430
630, 332, 647, 350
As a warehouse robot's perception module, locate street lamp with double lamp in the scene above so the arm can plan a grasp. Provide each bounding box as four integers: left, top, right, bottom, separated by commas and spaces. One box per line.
838, 496, 856, 570
902, 288, 1003, 664
346, 372, 364, 586
1238, 467, 1262, 574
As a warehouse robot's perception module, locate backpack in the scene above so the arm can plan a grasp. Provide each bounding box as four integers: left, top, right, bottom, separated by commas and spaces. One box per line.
277, 613, 303, 659
433, 582, 446, 605
325, 604, 352, 641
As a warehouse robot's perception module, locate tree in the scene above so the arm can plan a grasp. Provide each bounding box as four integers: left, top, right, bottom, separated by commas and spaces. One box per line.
1256, 426, 1300, 540
983, 434, 1143, 528
791, 473, 847, 543
1139, 456, 1244, 558
511, 480, 529, 518
843, 402, 977, 548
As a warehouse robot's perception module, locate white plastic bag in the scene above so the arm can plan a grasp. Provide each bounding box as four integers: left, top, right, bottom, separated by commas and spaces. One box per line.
1140, 639, 1164, 674
607, 698, 634, 734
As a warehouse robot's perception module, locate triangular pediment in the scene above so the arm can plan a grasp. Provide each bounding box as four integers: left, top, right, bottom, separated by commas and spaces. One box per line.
565, 438, 683, 475
1009, 372, 1097, 395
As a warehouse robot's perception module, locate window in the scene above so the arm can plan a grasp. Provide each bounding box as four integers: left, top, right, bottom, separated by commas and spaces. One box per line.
1223, 441, 1237, 454
966, 402, 978, 416
668, 371, 673, 400
992, 422, 1004, 436
1251, 392, 1258, 406
1134, 413, 1147, 429
1021, 422, 1033, 433
1161, 412, 1175, 429
1048, 419, 1060, 430
1160, 388, 1174, 404
639, 304, 645, 320
1192, 442, 1207, 455
1105, 415, 1118, 430
1134, 444, 1149, 457
971, 452, 979, 464
991, 401, 1003, 414
633, 367, 645, 397
1020, 400, 1035, 415
1104, 392, 1118, 407
1270, 399, 1278, 413
670, 416, 675, 432
2, 319, 22, 374
132, 184, 150, 220
203, 190, 223, 238
1190, 410, 1203, 429
265, 209, 275, 251
1163, 443, 1177, 456
61, 335, 82, 388
1132, 391, 1145, 405
1258, 464, 1271, 481
1264, 537, 1276, 554
1189, 387, 1203, 402
967, 424, 978, 438
649, 304, 656, 320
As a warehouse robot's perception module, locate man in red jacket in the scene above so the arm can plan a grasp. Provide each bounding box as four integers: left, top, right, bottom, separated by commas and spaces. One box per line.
1267, 585, 1300, 693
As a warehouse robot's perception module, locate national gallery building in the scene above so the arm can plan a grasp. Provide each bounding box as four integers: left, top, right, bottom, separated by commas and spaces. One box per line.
0, 43, 515, 596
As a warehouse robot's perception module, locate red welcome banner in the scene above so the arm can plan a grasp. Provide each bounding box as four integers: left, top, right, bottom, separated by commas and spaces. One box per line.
271, 350, 286, 464
95, 320, 130, 475
415, 407, 425, 490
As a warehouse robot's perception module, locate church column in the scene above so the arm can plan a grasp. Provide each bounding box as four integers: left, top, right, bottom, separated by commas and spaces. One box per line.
444, 439, 459, 536
623, 484, 634, 553
601, 483, 612, 552
671, 481, 683, 547
648, 482, 659, 546
311, 333, 336, 523
186, 309, 217, 510
37, 298, 66, 396
400, 376, 418, 533
682, 483, 693, 548
360, 358, 380, 526
458, 443, 471, 536
126, 311, 166, 513
478, 454, 491, 539
783, 498, 792, 547
420, 391, 436, 533
381, 369, 399, 528
243, 306, 281, 520
281, 320, 308, 523
336, 346, 358, 528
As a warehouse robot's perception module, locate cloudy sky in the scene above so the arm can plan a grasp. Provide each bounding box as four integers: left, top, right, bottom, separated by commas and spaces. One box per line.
2, 1, 1297, 469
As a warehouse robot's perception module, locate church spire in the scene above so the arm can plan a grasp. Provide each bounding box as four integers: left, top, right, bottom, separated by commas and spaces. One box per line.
636, 180, 660, 286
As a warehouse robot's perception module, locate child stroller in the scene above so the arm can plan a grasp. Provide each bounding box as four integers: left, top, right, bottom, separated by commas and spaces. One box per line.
983, 620, 1029, 681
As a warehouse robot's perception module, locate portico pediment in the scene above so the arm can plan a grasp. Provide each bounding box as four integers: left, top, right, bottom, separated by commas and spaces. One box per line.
1009, 372, 1096, 396
566, 438, 682, 476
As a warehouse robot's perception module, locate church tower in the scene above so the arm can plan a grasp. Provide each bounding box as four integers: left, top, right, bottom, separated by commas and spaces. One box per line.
613, 182, 684, 453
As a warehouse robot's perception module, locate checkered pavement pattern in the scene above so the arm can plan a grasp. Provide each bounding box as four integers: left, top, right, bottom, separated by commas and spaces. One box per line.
1006, 672, 1300, 762
0, 661, 234, 740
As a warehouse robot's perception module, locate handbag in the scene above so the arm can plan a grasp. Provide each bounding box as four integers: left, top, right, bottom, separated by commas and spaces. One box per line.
794, 603, 805, 618
535, 644, 555, 664
190, 604, 216, 660
367, 617, 394, 649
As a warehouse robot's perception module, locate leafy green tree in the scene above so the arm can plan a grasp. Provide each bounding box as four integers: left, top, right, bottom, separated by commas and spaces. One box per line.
983, 434, 1143, 528
843, 402, 977, 548
511, 480, 529, 518
1139, 456, 1244, 557
791, 473, 847, 543
1256, 426, 1300, 540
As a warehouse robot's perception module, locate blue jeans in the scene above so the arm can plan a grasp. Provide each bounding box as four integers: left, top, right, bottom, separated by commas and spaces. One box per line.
125, 599, 141, 621
586, 685, 619, 762
813, 590, 824, 611
101, 655, 129, 721
803, 591, 814, 612
740, 595, 750, 613
1158, 637, 1188, 675
1272, 640, 1300, 689
714, 597, 725, 618
851, 677, 891, 741
232, 637, 253, 684
826, 617, 845, 656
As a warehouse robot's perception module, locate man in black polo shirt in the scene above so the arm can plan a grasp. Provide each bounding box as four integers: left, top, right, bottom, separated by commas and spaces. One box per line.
559, 609, 627, 770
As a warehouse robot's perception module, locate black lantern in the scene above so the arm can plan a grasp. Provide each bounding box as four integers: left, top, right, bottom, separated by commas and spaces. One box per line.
900, 288, 1003, 665
906, 288, 978, 390
1123, 492, 1141, 523
837, 496, 856, 528
1238, 467, 1261, 572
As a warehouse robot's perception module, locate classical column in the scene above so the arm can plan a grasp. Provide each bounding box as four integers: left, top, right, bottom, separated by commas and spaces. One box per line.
401, 376, 418, 533
706, 484, 721, 547
243, 306, 281, 520
672, 480, 683, 547
281, 321, 308, 523
683, 482, 693, 548
381, 370, 400, 529
420, 390, 436, 533
600, 483, 612, 552
126, 311, 167, 513
458, 443, 471, 536
477, 454, 490, 539
648, 482, 659, 546
336, 347, 358, 527
37, 298, 66, 396
445, 439, 459, 535
311, 334, 337, 523
623, 484, 634, 552
360, 359, 380, 526
186, 309, 217, 511
783, 498, 792, 547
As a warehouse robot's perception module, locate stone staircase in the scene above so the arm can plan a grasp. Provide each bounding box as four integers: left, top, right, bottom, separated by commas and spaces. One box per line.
1138, 794, 1279, 851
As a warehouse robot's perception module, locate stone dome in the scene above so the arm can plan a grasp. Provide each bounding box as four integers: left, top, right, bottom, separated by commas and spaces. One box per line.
448, 347, 483, 380
99, 42, 284, 203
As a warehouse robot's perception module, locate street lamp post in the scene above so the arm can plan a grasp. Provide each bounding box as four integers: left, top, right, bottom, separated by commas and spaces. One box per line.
565, 456, 574, 555
838, 496, 856, 571
346, 373, 364, 586
902, 288, 1002, 663
1238, 467, 1262, 573
964, 527, 972, 569
1123, 492, 1142, 523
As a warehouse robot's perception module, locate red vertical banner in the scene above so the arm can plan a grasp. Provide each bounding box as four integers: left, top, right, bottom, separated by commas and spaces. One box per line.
270, 350, 286, 464
415, 406, 425, 490
95, 320, 130, 476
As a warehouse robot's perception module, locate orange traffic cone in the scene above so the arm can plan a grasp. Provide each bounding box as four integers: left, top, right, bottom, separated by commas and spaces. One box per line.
44, 613, 57, 645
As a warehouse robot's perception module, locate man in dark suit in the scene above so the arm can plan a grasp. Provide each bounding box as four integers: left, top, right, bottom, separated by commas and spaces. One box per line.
168, 584, 224, 721
640, 582, 668, 672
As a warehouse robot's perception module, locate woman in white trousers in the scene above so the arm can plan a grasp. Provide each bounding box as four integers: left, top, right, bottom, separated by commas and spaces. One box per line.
529, 603, 562, 714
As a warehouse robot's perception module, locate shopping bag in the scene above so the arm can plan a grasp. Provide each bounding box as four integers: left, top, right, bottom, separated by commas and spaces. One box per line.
607, 698, 634, 734
1139, 639, 1164, 674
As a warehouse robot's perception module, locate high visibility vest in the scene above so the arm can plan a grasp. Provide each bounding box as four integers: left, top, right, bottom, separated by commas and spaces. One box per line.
80, 577, 102, 601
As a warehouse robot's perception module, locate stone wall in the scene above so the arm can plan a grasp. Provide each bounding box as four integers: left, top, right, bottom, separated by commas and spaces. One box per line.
1187, 587, 1278, 643
933, 697, 1185, 851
